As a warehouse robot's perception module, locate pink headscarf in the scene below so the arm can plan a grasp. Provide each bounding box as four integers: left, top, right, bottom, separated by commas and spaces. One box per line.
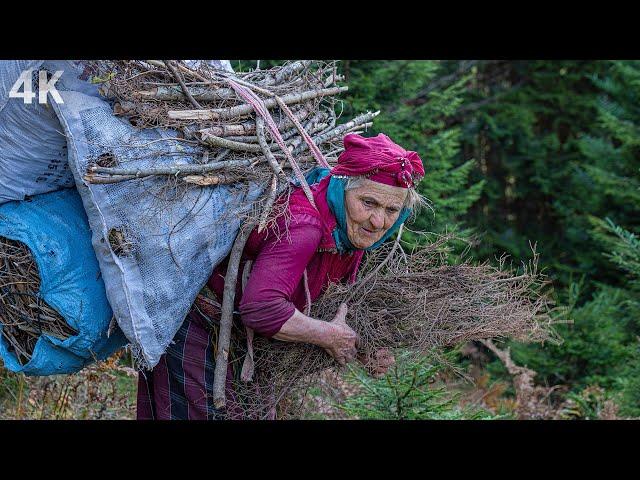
331, 133, 425, 188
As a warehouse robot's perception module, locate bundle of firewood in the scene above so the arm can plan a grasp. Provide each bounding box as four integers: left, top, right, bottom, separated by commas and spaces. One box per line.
0, 238, 77, 365
86, 60, 376, 231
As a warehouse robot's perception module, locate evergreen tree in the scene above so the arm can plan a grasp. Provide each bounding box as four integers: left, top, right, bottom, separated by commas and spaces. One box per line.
455, 60, 610, 281
340, 60, 484, 238
338, 351, 499, 420
477, 61, 640, 414
578, 61, 640, 415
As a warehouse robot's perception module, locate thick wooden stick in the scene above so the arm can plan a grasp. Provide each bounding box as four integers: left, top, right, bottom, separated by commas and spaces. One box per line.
84, 155, 316, 184
289, 117, 376, 157
197, 134, 265, 153
254, 115, 286, 233
167, 86, 348, 121
212, 220, 257, 409
273, 60, 313, 84
197, 106, 313, 138
240, 260, 255, 382
135, 85, 235, 101
224, 135, 260, 144
305, 111, 379, 147
324, 74, 344, 87
84, 174, 139, 184
182, 173, 240, 186
88, 158, 254, 176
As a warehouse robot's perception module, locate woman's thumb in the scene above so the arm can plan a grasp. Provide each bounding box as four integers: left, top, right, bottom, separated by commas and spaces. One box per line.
334, 302, 348, 322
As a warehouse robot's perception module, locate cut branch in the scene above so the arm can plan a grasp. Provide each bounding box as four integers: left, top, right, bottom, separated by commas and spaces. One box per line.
167, 86, 348, 121
274, 60, 313, 84
197, 134, 266, 153
182, 173, 241, 186
257, 175, 279, 234
212, 220, 257, 409
197, 106, 312, 138
88, 158, 254, 177
135, 85, 235, 102
292, 111, 379, 154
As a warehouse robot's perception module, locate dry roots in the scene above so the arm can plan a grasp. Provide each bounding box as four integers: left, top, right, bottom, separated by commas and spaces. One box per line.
0, 237, 77, 365
231, 233, 559, 419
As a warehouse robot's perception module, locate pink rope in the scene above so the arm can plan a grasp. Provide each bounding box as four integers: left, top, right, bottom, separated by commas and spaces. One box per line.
275, 98, 331, 169
224, 77, 317, 209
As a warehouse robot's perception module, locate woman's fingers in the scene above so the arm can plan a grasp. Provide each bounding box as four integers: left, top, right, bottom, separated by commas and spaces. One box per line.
324, 346, 355, 366
324, 346, 345, 366
324, 305, 358, 366
342, 349, 356, 363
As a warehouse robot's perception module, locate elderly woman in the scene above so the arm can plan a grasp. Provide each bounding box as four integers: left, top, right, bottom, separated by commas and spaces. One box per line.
136, 133, 425, 420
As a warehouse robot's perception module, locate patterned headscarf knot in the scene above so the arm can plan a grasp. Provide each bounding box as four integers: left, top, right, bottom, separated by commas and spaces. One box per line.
331, 133, 425, 188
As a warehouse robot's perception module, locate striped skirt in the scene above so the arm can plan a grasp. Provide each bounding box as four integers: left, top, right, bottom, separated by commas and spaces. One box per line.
136, 306, 248, 420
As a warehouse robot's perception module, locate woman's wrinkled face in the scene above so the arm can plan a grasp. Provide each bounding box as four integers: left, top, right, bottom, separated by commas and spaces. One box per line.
344, 179, 408, 249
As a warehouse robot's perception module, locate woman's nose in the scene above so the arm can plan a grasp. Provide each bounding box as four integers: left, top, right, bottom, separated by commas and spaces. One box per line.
370, 210, 385, 230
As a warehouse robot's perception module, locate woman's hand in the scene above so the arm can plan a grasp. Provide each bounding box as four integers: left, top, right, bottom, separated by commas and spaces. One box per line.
272, 304, 356, 366
272, 303, 357, 366
321, 303, 358, 366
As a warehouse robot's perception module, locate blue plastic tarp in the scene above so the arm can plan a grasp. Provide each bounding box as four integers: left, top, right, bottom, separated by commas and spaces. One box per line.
0, 188, 126, 375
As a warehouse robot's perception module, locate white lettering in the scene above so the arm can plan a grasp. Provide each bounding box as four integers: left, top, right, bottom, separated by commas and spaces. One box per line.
9, 69, 36, 104
38, 70, 64, 105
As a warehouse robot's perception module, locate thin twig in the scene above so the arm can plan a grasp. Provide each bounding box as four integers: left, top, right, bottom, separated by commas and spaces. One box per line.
163, 60, 202, 109
255, 117, 286, 178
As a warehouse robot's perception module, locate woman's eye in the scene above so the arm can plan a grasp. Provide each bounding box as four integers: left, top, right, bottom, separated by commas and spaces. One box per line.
363, 200, 374, 207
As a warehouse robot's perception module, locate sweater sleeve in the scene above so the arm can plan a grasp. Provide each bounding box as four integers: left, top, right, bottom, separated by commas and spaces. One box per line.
239, 214, 322, 337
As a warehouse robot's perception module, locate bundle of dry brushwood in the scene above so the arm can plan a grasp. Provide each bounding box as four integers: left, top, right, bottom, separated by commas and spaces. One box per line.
231, 231, 558, 419
87, 59, 375, 222
0, 238, 77, 365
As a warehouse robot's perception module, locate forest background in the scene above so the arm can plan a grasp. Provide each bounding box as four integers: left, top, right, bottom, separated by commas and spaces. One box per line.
1, 60, 638, 419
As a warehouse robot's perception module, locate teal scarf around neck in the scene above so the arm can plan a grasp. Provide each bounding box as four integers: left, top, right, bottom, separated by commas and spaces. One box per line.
304, 167, 410, 254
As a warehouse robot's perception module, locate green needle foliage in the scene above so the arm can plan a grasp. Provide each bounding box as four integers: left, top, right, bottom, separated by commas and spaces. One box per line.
340, 60, 484, 240
460, 60, 640, 415
338, 352, 500, 420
